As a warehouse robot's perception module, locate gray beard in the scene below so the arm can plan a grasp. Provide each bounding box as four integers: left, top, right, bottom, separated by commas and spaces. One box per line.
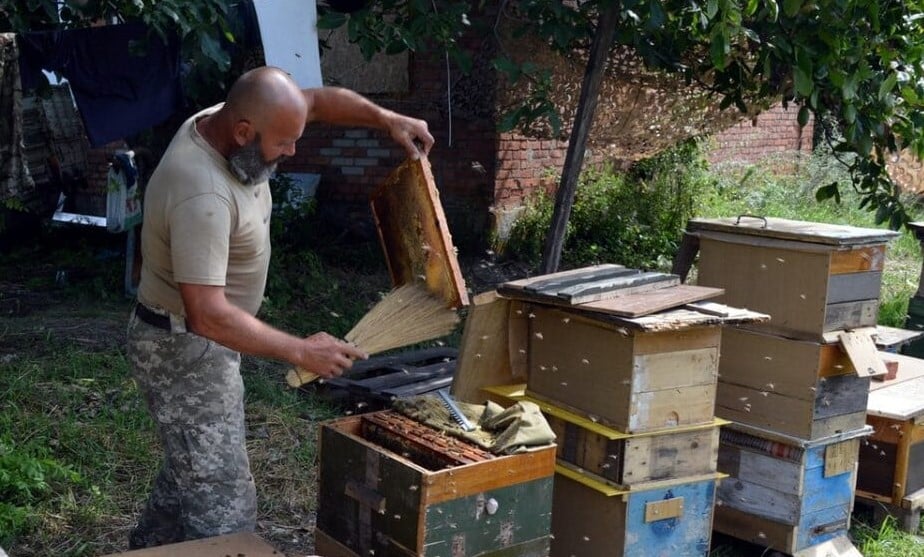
228, 140, 283, 186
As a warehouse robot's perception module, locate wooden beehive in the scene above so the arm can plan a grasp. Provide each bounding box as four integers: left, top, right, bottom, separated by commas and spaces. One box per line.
856, 351, 924, 531
483, 384, 723, 488
716, 327, 874, 440
525, 304, 723, 433
713, 424, 868, 555
551, 467, 721, 557
315, 411, 556, 557
689, 217, 897, 341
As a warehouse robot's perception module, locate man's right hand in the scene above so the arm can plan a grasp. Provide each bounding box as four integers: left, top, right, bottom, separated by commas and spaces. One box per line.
298, 332, 368, 378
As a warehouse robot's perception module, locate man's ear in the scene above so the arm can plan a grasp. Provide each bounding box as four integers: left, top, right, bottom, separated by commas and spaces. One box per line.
232, 120, 253, 147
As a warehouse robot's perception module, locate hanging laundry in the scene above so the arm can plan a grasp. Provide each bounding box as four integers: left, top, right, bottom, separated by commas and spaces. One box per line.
17, 22, 182, 147
0, 33, 35, 203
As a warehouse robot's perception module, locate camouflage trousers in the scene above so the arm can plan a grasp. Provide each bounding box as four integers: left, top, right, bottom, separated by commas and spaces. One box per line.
126, 310, 257, 549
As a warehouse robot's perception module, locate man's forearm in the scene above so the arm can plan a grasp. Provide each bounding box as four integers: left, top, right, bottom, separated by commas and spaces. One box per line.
191, 303, 306, 365
304, 86, 393, 129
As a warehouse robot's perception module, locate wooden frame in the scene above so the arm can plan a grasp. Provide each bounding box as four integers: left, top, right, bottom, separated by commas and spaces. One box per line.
371, 158, 469, 308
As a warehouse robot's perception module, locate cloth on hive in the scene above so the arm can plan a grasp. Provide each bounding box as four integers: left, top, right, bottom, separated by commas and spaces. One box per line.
17, 22, 182, 147
0, 33, 34, 203
393, 396, 555, 454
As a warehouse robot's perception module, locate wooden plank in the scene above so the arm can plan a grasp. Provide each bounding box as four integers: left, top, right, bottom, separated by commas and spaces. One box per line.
501, 264, 623, 291
551, 469, 628, 557
724, 407, 869, 442
825, 439, 860, 478
826, 271, 883, 304
315, 528, 362, 557
872, 326, 924, 351
578, 284, 724, 318
550, 411, 720, 485
793, 535, 862, 557
423, 478, 553, 556
451, 291, 518, 404
830, 245, 886, 274
713, 504, 798, 554
622, 427, 720, 485
619, 308, 723, 331
424, 446, 556, 504
812, 374, 871, 419
634, 326, 722, 355
719, 327, 853, 401
627, 384, 716, 432
555, 272, 679, 304
718, 444, 804, 494
837, 330, 888, 377
631, 348, 718, 392
370, 157, 468, 308
824, 299, 879, 333
644, 496, 684, 522
716, 473, 803, 524
717, 382, 868, 439
526, 266, 637, 294
687, 217, 899, 246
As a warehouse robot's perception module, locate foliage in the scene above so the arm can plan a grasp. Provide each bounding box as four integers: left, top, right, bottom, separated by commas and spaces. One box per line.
852, 515, 924, 556
503, 140, 713, 270
0, 442, 83, 545
320, 0, 924, 229
0, 0, 238, 106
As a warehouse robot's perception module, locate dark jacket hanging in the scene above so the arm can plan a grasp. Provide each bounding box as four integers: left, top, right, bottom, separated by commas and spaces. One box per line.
18, 22, 182, 147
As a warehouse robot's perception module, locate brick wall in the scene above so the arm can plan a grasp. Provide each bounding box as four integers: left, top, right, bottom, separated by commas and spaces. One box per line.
707, 103, 813, 166
283, 57, 811, 251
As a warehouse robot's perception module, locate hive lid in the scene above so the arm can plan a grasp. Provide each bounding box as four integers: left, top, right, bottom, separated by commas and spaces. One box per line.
371, 157, 469, 308
687, 216, 899, 246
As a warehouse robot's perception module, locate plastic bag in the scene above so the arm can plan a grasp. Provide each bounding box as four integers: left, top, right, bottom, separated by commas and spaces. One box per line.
106, 150, 142, 233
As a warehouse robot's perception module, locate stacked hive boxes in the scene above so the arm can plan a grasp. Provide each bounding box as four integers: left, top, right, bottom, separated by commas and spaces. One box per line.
491, 266, 765, 556
687, 216, 898, 556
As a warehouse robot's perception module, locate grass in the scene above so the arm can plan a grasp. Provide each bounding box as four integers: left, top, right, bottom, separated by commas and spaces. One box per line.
2, 148, 924, 555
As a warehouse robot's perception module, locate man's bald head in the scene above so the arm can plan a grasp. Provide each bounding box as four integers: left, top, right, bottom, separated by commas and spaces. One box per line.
225, 67, 307, 126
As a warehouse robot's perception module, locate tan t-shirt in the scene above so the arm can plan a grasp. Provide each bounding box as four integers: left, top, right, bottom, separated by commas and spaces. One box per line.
137, 104, 272, 317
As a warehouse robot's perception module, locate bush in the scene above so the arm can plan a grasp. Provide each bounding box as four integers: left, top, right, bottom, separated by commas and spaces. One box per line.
0, 442, 82, 545
503, 139, 714, 270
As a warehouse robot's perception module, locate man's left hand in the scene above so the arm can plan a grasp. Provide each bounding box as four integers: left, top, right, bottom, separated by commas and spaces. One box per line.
386, 113, 434, 160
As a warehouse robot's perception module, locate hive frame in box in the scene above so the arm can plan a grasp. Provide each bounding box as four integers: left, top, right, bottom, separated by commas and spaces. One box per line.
316, 411, 556, 557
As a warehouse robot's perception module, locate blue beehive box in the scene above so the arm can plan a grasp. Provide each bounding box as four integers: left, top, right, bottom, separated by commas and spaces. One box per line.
713, 424, 869, 555
550, 466, 721, 556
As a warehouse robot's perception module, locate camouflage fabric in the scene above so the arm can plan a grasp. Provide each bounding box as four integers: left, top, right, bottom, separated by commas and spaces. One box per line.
126, 310, 256, 548
1, 33, 35, 203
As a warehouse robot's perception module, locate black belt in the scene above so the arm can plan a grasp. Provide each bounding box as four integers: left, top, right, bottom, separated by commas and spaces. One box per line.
134, 303, 178, 331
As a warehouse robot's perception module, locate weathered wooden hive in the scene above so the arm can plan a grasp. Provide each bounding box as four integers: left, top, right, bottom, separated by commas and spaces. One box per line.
688, 216, 898, 341
856, 351, 924, 532
484, 264, 766, 556
315, 410, 556, 557
684, 216, 898, 556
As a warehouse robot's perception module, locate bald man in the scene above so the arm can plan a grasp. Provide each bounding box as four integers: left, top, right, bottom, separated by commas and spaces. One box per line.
125, 67, 434, 549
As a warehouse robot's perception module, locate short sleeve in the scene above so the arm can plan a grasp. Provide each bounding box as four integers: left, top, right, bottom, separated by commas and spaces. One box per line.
169, 193, 232, 286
